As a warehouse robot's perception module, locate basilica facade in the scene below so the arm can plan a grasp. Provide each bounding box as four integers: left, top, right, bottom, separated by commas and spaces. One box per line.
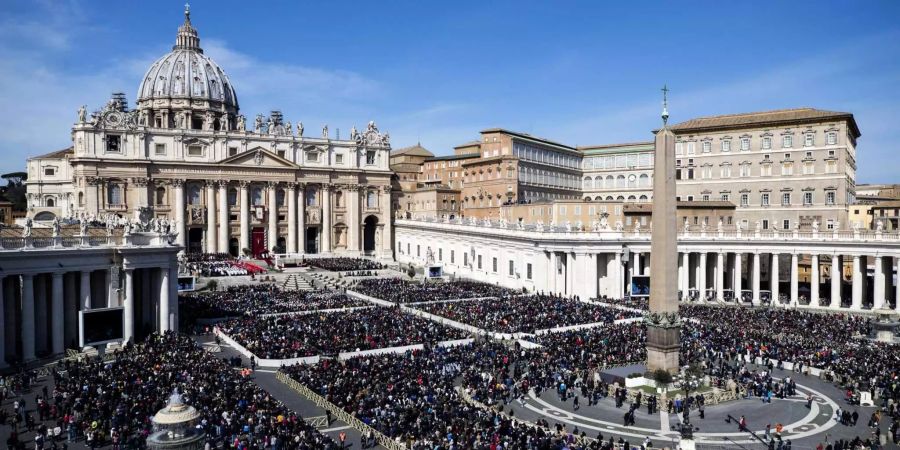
25, 6, 394, 258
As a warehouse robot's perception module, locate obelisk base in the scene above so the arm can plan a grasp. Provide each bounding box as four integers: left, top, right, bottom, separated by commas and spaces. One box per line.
646, 324, 680, 374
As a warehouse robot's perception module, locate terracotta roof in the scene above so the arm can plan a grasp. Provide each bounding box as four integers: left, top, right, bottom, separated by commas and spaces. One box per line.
669, 108, 860, 137
453, 141, 481, 149
390, 144, 433, 158
480, 128, 576, 151
425, 153, 480, 162
29, 147, 73, 160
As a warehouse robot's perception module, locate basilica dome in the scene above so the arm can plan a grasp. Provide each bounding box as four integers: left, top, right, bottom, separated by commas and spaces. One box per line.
136, 5, 238, 114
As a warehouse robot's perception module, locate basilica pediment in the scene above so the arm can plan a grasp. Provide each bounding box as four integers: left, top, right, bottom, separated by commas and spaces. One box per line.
218, 147, 297, 168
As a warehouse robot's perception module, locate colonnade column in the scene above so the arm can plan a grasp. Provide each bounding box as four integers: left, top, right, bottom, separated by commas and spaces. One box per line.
734, 253, 742, 300
159, 268, 170, 332
831, 254, 841, 308
21, 275, 35, 361
851, 255, 862, 309
80, 270, 92, 309
217, 181, 229, 253
873, 255, 885, 310
581, 253, 598, 300
380, 186, 392, 256
267, 182, 278, 252
790, 253, 799, 306
287, 183, 297, 254
896, 256, 900, 312
716, 252, 724, 302
173, 180, 185, 250
51, 272, 64, 355
123, 269, 134, 342
239, 181, 250, 253
322, 185, 332, 253
810, 254, 820, 307
205, 181, 217, 253
297, 184, 306, 254
752, 252, 761, 305
681, 252, 689, 300
348, 186, 360, 254
698, 252, 707, 302
771, 253, 780, 304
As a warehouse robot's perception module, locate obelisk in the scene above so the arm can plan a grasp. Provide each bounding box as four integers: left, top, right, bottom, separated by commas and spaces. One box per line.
646, 85, 681, 374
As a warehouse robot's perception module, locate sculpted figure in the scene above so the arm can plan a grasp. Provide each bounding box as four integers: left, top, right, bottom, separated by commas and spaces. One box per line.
297, 122, 304, 136
77, 105, 87, 123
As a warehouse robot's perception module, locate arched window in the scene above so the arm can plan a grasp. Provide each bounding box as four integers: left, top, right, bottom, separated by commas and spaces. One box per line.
45, 197, 55, 207
627, 195, 637, 201
227, 188, 237, 206
605, 175, 614, 188
593, 177, 601, 189
155, 187, 166, 205
606, 196, 614, 201
107, 183, 122, 205
188, 184, 202, 205
367, 190, 377, 208
251, 187, 263, 206
616, 175, 626, 188
639, 195, 649, 202
583, 177, 591, 189
628, 175, 637, 188
616, 195, 625, 201
639, 174, 650, 187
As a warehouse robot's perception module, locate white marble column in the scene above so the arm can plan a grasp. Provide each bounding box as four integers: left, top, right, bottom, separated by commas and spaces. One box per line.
831, 254, 841, 308
287, 183, 297, 254
630, 251, 639, 296
297, 184, 306, 254
771, 253, 780, 304
851, 255, 862, 310
348, 186, 360, 254
580, 253, 598, 300
680, 252, 689, 300
810, 254, 820, 307
322, 185, 332, 253
217, 181, 229, 253
206, 181, 217, 253
21, 274, 35, 361
380, 186, 392, 257
873, 255, 885, 310
693, 253, 701, 297
239, 181, 250, 253
752, 252, 761, 305
698, 252, 707, 302
80, 270, 92, 309
173, 180, 186, 250
123, 269, 134, 343
267, 182, 279, 252
168, 264, 178, 333
159, 268, 170, 332
734, 253, 742, 301
716, 252, 724, 302
790, 253, 799, 306
613, 251, 623, 299
51, 272, 64, 355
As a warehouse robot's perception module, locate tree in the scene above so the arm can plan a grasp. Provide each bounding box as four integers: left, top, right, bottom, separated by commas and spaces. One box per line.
2, 171, 28, 211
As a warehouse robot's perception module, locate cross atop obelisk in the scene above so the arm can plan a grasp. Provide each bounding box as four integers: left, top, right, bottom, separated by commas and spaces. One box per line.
646, 84, 681, 374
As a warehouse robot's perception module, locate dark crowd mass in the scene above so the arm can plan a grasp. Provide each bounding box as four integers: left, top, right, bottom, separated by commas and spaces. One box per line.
217, 306, 468, 359
303, 257, 384, 273
414, 294, 641, 333
179, 285, 367, 321
353, 278, 518, 303
2, 332, 338, 449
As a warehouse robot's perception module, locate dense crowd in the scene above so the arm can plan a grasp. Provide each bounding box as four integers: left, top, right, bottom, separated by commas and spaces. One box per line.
353, 278, 518, 303
179, 285, 367, 321
180, 252, 266, 277
4, 333, 338, 449
218, 306, 468, 359
415, 295, 640, 333
304, 257, 384, 272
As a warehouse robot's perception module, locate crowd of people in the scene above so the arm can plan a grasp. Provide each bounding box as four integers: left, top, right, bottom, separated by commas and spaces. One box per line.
180, 252, 266, 277
218, 306, 468, 359
415, 295, 640, 333
3, 332, 339, 449
353, 278, 518, 303
179, 285, 367, 321
303, 257, 385, 272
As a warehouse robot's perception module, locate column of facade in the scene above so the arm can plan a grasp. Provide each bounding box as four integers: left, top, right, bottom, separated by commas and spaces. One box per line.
895, 256, 900, 312
716, 252, 725, 302
321, 185, 332, 253
613, 251, 623, 299
123, 269, 134, 343
239, 181, 250, 253
297, 184, 306, 254
80, 270, 92, 310
34, 276, 48, 353
348, 186, 360, 254
287, 183, 298, 254
206, 181, 217, 253
851, 255, 862, 310
51, 272, 64, 355
810, 254, 820, 307
734, 252, 742, 301
629, 251, 638, 296
831, 254, 841, 308
168, 264, 179, 332
21, 275, 35, 361
159, 268, 170, 332
380, 186, 392, 257
873, 255, 885, 310
790, 253, 799, 306
581, 253, 598, 300
769, 253, 781, 305
267, 182, 279, 252
548, 252, 558, 294
692, 253, 701, 298
173, 180, 186, 250
217, 181, 229, 253
680, 252, 690, 300
751, 252, 761, 305
698, 252, 707, 302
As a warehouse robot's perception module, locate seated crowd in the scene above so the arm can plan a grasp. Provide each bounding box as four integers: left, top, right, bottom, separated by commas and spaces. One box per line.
218, 306, 468, 359
303, 257, 384, 272
415, 294, 640, 333
180, 285, 367, 319
29, 332, 338, 449
353, 278, 517, 303
181, 252, 266, 277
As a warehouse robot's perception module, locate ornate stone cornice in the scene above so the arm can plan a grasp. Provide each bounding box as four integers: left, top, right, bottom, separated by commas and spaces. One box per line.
644, 311, 682, 329
170, 178, 185, 188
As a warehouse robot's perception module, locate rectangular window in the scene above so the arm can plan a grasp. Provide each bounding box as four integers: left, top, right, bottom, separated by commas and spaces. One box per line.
826, 191, 835, 205
686, 142, 695, 155
417, 245, 420, 257
782, 193, 791, 206
762, 137, 772, 150
826, 219, 835, 230
477, 255, 482, 270
228, 146, 238, 157
508, 260, 514, 276
805, 133, 814, 147
335, 154, 344, 164
721, 140, 731, 152
803, 192, 813, 205
106, 135, 121, 153
702, 194, 710, 201
740, 194, 749, 207
761, 193, 770, 206
438, 248, 443, 261
43, 167, 55, 176
783, 219, 790, 230
721, 194, 730, 202
783, 135, 793, 148
366, 150, 376, 165
827, 132, 837, 145
450, 250, 455, 264
155, 143, 167, 156
740, 137, 750, 151
574, 206, 581, 215
187, 145, 203, 156
702, 141, 711, 153
526, 263, 533, 280
675, 142, 683, 155
762, 219, 769, 230
782, 163, 793, 176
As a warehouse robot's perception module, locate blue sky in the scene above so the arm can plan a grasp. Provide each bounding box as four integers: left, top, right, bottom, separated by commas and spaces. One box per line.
1, 1, 898, 182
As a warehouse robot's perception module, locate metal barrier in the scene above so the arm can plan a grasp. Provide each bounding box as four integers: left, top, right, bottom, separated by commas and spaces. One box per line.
304, 415, 330, 429
275, 371, 407, 450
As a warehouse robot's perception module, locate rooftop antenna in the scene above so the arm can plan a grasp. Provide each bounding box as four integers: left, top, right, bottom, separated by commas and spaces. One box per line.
661, 84, 670, 127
